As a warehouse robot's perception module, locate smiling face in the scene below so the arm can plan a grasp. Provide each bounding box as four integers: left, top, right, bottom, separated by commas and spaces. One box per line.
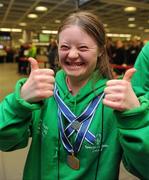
58, 25, 99, 83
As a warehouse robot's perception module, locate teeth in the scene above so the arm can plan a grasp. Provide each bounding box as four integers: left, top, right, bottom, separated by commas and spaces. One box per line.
66, 62, 83, 66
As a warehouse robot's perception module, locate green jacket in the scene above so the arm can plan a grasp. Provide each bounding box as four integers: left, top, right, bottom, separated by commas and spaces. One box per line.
0, 70, 149, 180
132, 41, 149, 99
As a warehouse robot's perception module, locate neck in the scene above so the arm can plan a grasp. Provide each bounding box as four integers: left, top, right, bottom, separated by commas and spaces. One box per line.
66, 76, 88, 96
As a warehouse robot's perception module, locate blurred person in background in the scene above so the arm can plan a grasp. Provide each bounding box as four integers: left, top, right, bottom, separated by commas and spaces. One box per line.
126, 39, 141, 66
106, 37, 115, 63
27, 42, 37, 59
5, 46, 15, 63
17, 43, 29, 75
27, 42, 37, 74
47, 38, 58, 72
112, 40, 126, 65
111, 40, 126, 75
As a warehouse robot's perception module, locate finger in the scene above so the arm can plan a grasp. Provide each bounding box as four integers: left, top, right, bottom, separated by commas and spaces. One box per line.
37, 76, 55, 84
33, 69, 55, 76
123, 68, 136, 82
103, 99, 123, 111
39, 84, 55, 91
106, 79, 126, 86
28, 57, 39, 71
104, 94, 122, 102
104, 86, 123, 94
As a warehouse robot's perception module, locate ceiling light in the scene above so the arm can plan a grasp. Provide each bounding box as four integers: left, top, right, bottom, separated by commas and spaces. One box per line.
27, 13, 38, 19
0, 28, 11, 32
107, 33, 131, 38
119, 34, 131, 38
35, 6, 48, 12
55, 19, 61, 23
128, 17, 135, 21
144, 29, 149, 33
11, 28, 22, 32
124, 6, 137, 12
0, 3, 4, 7
42, 30, 58, 34
19, 22, 27, 26
103, 24, 108, 27
128, 23, 136, 28
0, 28, 22, 32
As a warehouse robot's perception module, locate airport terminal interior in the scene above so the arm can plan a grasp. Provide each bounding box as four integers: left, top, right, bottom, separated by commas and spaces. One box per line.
0, 0, 148, 179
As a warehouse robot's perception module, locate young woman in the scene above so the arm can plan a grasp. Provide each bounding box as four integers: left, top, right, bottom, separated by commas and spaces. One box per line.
0, 11, 148, 180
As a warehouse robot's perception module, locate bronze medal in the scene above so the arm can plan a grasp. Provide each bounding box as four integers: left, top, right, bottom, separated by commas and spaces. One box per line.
67, 153, 80, 170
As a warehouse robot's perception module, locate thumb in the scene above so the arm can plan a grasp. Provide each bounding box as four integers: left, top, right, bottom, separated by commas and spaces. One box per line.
123, 68, 136, 82
28, 57, 39, 71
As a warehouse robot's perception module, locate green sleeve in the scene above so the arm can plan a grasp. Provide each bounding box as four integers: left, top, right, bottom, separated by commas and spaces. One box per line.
0, 79, 42, 151
116, 96, 149, 179
131, 42, 149, 99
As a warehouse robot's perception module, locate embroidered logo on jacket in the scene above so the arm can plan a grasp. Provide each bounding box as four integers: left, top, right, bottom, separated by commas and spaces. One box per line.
37, 119, 48, 137
85, 133, 108, 152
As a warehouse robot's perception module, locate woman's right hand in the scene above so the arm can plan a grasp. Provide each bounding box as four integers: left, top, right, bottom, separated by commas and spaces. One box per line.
21, 57, 55, 103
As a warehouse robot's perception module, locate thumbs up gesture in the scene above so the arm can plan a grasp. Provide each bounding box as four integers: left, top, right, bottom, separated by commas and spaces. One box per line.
103, 68, 140, 111
21, 57, 55, 102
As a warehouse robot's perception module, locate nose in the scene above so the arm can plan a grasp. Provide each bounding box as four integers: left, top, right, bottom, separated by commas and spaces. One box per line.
68, 48, 79, 59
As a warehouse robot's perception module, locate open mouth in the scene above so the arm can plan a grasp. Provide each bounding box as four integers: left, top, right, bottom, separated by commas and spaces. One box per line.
65, 61, 85, 66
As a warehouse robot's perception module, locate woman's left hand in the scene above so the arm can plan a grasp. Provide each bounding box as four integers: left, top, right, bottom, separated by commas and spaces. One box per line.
103, 68, 140, 111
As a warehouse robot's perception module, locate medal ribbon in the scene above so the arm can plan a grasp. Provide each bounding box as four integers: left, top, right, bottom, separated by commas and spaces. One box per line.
54, 86, 104, 143
65, 94, 104, 141
54, 85, 104, 154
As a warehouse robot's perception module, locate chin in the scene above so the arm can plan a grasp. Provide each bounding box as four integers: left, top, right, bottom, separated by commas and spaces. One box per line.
64, 66, 81, 73
66, 72, 81, 77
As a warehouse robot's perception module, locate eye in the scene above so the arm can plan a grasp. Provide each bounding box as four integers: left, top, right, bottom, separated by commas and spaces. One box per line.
79, 46, 88, 51
60, 45, 69, 51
